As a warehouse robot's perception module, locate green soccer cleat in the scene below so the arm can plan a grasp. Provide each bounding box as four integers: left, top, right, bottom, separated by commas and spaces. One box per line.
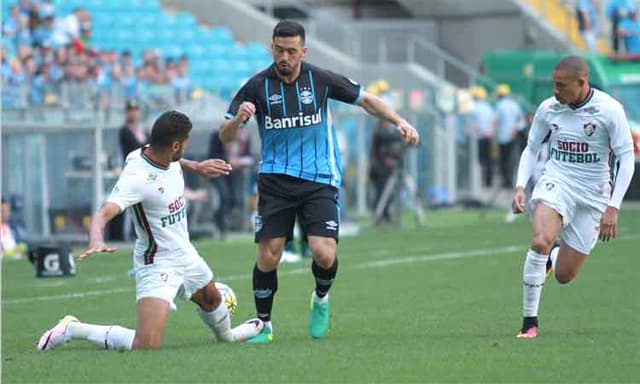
246, 325, 273, 344
309, 292, 330, 339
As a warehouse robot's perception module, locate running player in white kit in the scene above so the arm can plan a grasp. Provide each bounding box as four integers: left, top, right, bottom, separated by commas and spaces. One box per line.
512, 56, 635, 338
37, 111, 263, 351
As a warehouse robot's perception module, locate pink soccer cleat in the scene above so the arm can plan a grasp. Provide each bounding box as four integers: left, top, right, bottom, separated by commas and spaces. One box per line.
36, 315, 79, 351
232, 318, 265, 342
516, 326, 538, 339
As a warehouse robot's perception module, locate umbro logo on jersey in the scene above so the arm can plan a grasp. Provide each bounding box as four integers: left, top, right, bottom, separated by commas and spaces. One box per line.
325, 220, 338, 231
158, 187, 164, 194
581, 106, 600, 114
147, 173, 158, 183
269, 94, 282, 105
552, 123, 560, 131
545, 182, 555, 191
583, 122, 597, 137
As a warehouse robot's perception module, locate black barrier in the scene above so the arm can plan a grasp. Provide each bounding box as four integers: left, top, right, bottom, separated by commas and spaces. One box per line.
31, 243, 76, 278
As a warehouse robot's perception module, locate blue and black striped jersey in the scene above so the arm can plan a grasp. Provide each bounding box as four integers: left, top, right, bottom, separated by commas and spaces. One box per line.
225, 62, 364, 187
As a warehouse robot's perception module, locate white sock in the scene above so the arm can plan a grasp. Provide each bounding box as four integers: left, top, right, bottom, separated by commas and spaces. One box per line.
197, 302, 233, 342
70, 323, 134, 350
523, 249, 547, 317
104, 326, 135, 350
313, 291, 329, 305
67, 321, 102, 339
264, 321, 272, 331
550, 246, 559, 274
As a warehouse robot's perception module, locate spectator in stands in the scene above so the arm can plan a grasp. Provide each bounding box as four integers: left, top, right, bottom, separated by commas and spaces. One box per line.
172, 55, 191, 103
18, 0, 31, 17
469, 86, 496, 188
30, 61, 55, 105
2, 5, 21, 38
32, 15, 55, 47
1, 198, 28, 260
52, 7, 90, 47
607, 0, 636, 52
121, 61, 139, 99
577, 0, 599, 52
39, 0, 56, 19
1, 47, 10, 78
494, 84, 523, 189
14, 13, 33, 48
618, 9, 640, 54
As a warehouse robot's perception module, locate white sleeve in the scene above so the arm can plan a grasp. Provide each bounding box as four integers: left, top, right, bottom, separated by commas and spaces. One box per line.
515, 103, 550, 188
515, 147, 538, 188
106, 172, 145, 211
608, 151, 635, 209
608, 102, 634, 158
607, 103, 635, 209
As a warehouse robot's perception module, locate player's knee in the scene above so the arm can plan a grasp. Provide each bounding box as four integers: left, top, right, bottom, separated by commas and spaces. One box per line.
309, 243, 335, 268
259, 250, 280, 268
554, 269, 575, 284
531, 233, 554, 254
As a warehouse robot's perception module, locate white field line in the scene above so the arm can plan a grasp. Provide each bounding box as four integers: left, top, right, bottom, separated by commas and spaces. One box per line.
4, 234, 639, 306
2, 245, 519, 305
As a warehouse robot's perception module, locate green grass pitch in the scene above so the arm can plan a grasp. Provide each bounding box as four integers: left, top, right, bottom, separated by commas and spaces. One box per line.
3, 208, 639, 383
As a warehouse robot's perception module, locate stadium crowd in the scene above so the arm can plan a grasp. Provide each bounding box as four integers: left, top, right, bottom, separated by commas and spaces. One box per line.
2, 1, 193, 108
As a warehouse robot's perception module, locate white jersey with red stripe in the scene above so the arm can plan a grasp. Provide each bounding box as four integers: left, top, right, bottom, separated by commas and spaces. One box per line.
107, 147, 197, 269
528, 88, 634, 201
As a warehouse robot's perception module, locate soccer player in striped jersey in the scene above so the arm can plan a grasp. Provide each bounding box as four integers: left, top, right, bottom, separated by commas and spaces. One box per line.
512, 55, 635, 338
37, 111, 264, 351
220, 20, 420, 343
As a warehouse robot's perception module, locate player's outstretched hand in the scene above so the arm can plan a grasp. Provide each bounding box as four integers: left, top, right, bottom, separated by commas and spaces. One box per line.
397, 120, 420, 146
599, 206, 618, 242
511, 187, 526, 214
78, 242, 117, 260
238, 102, 256, 122
196, 159, 232, 178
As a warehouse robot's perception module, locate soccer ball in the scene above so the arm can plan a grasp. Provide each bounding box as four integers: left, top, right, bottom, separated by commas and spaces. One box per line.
215, 282, 238, 315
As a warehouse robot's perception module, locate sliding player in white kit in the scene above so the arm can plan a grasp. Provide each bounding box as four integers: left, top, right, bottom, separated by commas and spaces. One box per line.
512, 55, 635, 338
37, 111, 263, 351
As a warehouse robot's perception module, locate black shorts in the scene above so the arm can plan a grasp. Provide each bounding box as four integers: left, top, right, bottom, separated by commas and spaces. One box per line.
255, 174, 339, 243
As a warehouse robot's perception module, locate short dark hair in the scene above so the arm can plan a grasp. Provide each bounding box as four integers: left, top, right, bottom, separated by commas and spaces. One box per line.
273, 20, 305, 44
149, 110, 192, 148
555, 55, 589, 78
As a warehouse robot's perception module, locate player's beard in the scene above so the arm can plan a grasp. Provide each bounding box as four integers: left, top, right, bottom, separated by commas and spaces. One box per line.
276, 61, 293, 77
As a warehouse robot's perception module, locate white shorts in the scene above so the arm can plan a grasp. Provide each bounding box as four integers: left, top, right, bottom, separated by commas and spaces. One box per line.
531, 175, 610, 255
135, 255, 213, 310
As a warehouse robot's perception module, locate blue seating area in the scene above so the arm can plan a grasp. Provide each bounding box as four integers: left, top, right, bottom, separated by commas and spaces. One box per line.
55, 0, 272, 98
